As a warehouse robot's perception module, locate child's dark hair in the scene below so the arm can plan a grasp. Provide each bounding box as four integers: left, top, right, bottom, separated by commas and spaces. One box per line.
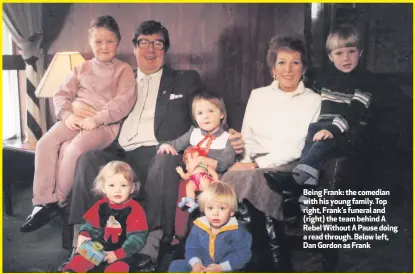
326, 24, 361, 54
88, 15, 121, 42
192, 90, 228, 129
266, 35, 308, 74
132, 20, 170, 51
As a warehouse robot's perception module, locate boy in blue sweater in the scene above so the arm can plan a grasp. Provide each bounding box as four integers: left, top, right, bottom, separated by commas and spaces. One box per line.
168, 181, 252, 272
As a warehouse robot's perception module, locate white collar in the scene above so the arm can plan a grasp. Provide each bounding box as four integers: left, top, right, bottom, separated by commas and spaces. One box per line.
136, 68, 163, 83
271, 80, 305, 97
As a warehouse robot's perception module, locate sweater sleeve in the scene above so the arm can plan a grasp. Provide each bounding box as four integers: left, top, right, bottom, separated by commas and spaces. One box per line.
82, 199, 104, 229
92, 63, 137, 126
255, 99, 321, 168
79, 222, 102, 239
164, 126, 194, 151
113, 201, 148, 259
215, 138, 236, 173
326, 89, 372, 138
53, 64, 82, 121
219, 224, 252, 271
79, 199, 105, 239
185, 226, 204, 266
240, 91, 256, 163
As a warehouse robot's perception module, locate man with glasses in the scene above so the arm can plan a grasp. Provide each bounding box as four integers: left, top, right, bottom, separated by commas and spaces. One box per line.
60, 20, 243, 271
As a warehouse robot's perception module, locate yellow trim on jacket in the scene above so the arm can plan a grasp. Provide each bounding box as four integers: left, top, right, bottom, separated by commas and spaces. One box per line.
193, 216, 239, 261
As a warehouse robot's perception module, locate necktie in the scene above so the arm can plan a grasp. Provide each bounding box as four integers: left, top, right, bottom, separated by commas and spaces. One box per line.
128, 75, 151, 140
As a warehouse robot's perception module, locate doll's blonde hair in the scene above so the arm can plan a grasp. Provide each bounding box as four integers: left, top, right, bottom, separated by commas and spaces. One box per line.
93, 161, 140, 197
198, 181, 238, 213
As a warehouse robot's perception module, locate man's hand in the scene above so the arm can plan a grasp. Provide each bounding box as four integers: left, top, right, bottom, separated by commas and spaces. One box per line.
204, 263, 222, 272
71, 100, 97, 119
157, 144, 178, 155
191, 262, 205, 273
76, 234, 91, 253
79, 117, 99, 130
64, 114, 82, 131
313, 129, 334, 141
104, 251, 117, 264
229, 162, 256, 171
228, 128, 244, 154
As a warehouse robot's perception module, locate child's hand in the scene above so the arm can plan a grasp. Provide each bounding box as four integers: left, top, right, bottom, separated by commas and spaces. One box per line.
157, 144, 178, 155
75, 234, 91, 253
72, 100, 97, 119
79, 117, 99, 130
191, 263, 205, 273
204, 263, 222, 272
104, 251, 117, 264
313, 129, 334, 141
176, 166, 184, 174
64, 114, 82, 131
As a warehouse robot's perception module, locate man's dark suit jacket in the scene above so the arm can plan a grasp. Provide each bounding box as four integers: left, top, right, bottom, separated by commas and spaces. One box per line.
152, 66, 204, 142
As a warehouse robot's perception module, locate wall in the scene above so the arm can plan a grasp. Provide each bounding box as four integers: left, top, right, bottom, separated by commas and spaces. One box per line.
45, 3, 306, 129
365, 3, 412, 74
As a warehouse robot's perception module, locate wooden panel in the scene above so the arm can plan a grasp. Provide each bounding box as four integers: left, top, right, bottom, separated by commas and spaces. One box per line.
45, 3, 306, 129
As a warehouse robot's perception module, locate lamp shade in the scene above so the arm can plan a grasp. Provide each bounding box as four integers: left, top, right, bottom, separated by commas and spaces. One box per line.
35, 52, 85, 98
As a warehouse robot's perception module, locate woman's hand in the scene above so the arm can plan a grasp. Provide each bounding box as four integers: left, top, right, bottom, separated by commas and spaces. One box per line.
64, 114, 82, 131
313, 129, 334, 141
157, 144, 178, 155
228, 128, 244, 154
71, 100, 97, 119
229, 162, 256, 171
104, 251, 117, 264
76, 234, 91, 253
79, 117, 99, 130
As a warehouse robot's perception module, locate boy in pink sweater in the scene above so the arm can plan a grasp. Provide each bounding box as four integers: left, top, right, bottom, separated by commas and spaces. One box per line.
21, 15, 137, 233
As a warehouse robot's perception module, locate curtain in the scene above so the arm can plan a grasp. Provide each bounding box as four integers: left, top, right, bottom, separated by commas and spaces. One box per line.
3, 3, 46, 143
2, 23, 20, 140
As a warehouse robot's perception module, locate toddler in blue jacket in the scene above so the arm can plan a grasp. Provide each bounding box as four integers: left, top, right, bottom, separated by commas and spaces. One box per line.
168, 181, 252, 272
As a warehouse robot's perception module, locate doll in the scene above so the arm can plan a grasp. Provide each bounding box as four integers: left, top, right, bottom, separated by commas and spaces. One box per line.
177, 146, 219, 212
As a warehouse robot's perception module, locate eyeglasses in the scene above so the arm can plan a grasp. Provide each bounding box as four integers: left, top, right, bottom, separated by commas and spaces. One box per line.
136, 39, 165, 50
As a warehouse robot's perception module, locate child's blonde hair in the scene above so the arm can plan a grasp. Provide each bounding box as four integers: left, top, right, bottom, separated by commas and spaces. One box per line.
93, 161, 140, 196
198, 181, 238, 213
192, 91, 228, 129
326, 24, 361, 54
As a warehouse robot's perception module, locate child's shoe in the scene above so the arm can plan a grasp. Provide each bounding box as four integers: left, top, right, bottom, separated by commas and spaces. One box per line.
185, 198, 199, 213
187, 203, 199, 213
178, 197, 190, 208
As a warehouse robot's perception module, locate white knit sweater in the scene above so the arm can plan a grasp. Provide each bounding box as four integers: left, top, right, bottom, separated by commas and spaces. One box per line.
241, 80, 321, 168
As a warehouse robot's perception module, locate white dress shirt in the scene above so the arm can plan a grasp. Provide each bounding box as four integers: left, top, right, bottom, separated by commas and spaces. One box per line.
118, 68, 163, 151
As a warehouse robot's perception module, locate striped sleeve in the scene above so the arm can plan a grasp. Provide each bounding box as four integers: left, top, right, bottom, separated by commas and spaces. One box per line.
352, 89, 372, 108
327, 89, 372, 137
